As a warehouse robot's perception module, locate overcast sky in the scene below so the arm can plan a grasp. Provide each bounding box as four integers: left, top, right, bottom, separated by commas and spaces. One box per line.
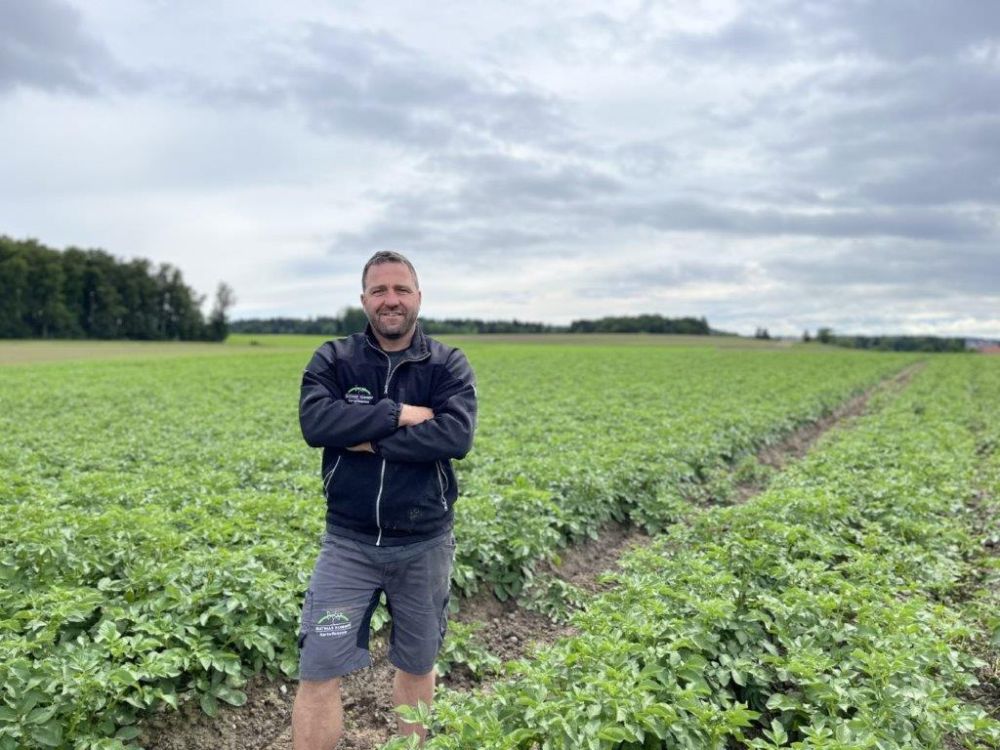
2, 0, 998, 336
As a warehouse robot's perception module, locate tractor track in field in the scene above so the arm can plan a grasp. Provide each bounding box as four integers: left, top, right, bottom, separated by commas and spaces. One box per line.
141, 363, 923, 750
953, 438, 1000, 733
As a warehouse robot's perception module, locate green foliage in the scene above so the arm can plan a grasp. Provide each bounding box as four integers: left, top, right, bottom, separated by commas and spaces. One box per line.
405, 356, 1000, 750
230, 310, 559, 335
811, 326, 969, 352
0, 342, 911, 747
0, 235, 226, 341
520, 574, 588, 623
434, 621, 502, 679
568, 314, 710, 334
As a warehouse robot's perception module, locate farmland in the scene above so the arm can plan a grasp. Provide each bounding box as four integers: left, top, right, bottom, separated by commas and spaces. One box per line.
400, 356, 1000, 749
1, 337, 997, 749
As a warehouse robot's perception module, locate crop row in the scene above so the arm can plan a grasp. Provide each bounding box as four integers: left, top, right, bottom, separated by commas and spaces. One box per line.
396, 355, 1000, 749
0, 344, 909, 748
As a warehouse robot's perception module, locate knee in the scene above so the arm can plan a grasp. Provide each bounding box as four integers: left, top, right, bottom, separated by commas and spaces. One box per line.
395, 666, 436, 689
296, 676, 342, 705
400, 666, 435, 679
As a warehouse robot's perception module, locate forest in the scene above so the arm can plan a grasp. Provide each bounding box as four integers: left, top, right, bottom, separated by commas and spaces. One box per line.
0, 236, 232, 341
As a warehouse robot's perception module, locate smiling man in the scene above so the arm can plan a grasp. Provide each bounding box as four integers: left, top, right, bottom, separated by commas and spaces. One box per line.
292, 250, 477, 748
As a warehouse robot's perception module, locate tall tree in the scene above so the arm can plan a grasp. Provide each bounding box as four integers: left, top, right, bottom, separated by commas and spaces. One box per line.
0, 238, 30, 337
0, 235, 224, 341
207, 282, 236, 341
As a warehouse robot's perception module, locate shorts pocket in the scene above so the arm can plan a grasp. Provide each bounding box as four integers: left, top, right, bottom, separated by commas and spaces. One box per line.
298, 589, 314, 649
438, 593, 451, 644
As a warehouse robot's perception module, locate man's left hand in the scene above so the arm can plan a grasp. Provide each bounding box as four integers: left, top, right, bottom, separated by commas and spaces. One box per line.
347, 442, 375, 453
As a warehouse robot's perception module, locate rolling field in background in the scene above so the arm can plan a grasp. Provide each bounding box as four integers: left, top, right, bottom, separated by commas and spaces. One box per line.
1, 336, 997, 749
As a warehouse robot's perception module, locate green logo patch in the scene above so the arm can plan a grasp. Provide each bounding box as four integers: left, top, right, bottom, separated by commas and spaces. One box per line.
345, 386, 374, 405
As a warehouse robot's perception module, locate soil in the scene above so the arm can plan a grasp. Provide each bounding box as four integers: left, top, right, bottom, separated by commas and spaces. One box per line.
534, 520, 651, 594
757, 362, 921, 472
141, 364, 922, 750
139, 672, 297, 750
962, 461, 1000, 728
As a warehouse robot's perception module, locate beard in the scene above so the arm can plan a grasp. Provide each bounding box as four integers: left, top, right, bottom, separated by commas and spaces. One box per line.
368, 306, 419, 340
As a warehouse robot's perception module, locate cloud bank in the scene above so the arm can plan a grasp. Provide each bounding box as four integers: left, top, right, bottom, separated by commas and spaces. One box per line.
0, 0, 997, 335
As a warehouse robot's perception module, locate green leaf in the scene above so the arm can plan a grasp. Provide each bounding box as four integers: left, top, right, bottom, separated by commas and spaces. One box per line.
200, 693, 219, 718
764, 719, 788, 746
216, 687, 247, 707
29, 722, 63, 748
25, 705, 57, 725
115, 725, 142, 740
598, 725, 636, 742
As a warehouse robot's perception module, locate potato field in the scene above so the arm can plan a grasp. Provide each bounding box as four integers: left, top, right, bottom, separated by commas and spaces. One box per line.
1, 337, 997, 750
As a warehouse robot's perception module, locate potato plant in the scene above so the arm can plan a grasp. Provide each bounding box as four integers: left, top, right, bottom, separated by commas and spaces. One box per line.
0, 342, 909, 748
394, 356, 1000, 750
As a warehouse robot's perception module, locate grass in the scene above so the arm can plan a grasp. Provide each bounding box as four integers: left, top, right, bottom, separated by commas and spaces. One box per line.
0, 332, 817, 366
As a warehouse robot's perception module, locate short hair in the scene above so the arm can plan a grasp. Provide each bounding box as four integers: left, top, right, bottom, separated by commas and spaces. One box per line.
361, 250, 419, 291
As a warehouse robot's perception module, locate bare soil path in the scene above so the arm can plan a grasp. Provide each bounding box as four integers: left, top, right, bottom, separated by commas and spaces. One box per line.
140, 364, 922, 750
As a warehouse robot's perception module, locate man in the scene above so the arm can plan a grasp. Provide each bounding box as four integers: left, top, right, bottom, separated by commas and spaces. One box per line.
291, 250, 477, 749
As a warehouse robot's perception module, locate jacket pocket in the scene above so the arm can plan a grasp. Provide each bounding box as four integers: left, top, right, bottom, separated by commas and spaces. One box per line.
323, 455, 343, 494
435, 460, 449, 509
378, 462, 447, 534
323, 451, 381, 528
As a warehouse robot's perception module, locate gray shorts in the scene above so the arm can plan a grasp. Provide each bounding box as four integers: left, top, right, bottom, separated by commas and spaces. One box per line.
297, 531, 455, 680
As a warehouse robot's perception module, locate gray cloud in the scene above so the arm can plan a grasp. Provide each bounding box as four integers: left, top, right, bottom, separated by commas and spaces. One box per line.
608, 201, 991, 242
663, 15, 807, 63
792, 0, 1000, 61
5, 1, 999, 336
198, 24, 568, 151
331, 218, 568, 261
765, 244, 1000, 297
0, 0, 127, 94
323, 151, 620, 258
648, 1, 1000, 65
577, 261, 753, 298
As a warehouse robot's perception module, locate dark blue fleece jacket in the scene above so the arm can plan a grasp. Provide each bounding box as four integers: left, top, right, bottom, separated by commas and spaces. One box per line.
299, 324, 477, 546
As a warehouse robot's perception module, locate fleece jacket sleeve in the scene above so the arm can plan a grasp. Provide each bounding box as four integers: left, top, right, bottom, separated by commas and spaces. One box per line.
376, 348, 477, 463
298, 346, 400, 448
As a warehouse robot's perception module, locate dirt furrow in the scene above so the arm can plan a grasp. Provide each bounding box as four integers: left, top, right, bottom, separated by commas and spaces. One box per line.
141, 363, 922, 750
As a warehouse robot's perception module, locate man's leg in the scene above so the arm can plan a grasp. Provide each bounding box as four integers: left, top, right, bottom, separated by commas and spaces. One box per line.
383, 534, 455, 741
294, 534, 385, 749
393, 667, 436, 739
291, 677, 343, 750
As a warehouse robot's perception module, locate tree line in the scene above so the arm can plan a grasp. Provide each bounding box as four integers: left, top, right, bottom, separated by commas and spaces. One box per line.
568, 314, 713, 335
229, 312, 559, 336
806, 328, 967, 353
0, 236, 234, 341
231, 311, 722, 336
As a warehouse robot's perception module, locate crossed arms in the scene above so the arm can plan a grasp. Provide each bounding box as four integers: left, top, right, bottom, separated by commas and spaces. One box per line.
298, 346, 477, 463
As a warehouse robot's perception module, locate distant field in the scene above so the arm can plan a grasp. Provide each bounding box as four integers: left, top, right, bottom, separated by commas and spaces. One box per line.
0, 339, 261, 365
0, 333, 805, 365
230, 331, 802, 349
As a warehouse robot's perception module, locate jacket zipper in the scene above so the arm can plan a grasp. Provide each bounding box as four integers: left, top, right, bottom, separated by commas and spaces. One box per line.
374, 460, 387, 545
366, 336, 431, 546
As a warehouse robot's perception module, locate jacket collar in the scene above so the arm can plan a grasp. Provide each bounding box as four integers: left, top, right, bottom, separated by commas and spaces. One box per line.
363, 322, 429, 361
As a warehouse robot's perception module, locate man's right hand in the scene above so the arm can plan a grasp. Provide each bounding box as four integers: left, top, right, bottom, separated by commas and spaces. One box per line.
398, 404, 435, 427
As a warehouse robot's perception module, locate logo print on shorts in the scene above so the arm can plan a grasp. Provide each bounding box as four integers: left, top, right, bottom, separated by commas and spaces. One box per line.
345, 386, 374, 405
315, 609, 352, 638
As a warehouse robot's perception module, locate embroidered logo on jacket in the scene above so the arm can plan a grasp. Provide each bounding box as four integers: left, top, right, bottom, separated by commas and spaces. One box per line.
345, 386, 374, 405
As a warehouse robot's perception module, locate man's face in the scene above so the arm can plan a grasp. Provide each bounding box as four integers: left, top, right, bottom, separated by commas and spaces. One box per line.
361, 262, 422, 341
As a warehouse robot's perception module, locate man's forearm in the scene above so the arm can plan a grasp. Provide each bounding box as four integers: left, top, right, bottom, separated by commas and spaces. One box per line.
299, 371, 401, 447
398, 403, 435, 428
376, 412, 475, 462
346, 404, 433, 453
